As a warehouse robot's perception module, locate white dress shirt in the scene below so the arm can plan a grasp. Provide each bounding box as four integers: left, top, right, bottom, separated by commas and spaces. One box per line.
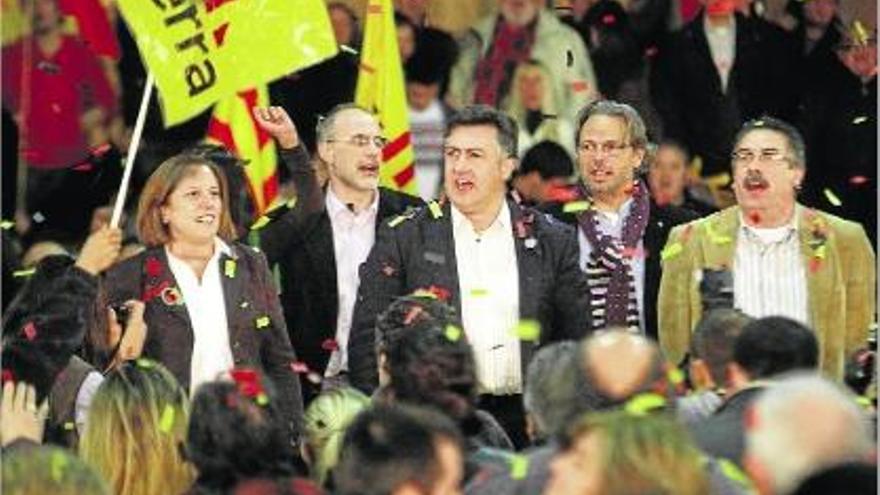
733, 210, 809, 324
704, 16, 737, 93
577, 198, 647, 332
324, 186, 380, 377
166, 238, 235, 396
452, 201, 522, 395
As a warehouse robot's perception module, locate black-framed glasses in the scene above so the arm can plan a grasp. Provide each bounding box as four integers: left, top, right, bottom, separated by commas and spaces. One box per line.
731, 148, 792, 167
578, 140, 631, 156
326, 134, 388, 149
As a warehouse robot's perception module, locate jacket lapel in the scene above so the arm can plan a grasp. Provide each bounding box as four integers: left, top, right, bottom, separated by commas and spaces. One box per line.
701, 207, 738, 269
219, 246, 246, 346
797, 206, 834, 334
509, 199, 543, 372
421, 201, 462, 318
143, 248, 192, 328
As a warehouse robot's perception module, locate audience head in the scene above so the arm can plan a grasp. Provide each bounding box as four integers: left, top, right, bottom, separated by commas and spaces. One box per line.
835, 24, 877, 81
3, 444, 109, 495
186, 370, 297, 491
744, 374, 875, 495
730, 316, 819, 389
514, 141, 574, 203
498, 0, 541, 27
802, 0, 838, 30
443, 105, 518, 222
79, 360, 193, 495
688, 308, 753, 391
730, 117, 806, 222
575, 100, 648, 201
523, 340, 579, 442
315, 103, 384, 196
184, 142, 255, 238
404, 44, 446, 112
335, 404, 465, 495
328, 2, 360, 47
302, 387, 371, 486
508, 60, 554, 114
648, 140, 691, 206
394, 12, 417, 62
136, 153, 236, 248
546, 410, 713, 495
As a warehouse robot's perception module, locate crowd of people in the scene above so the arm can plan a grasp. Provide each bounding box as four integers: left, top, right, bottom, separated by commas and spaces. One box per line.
1, 0, 878, 494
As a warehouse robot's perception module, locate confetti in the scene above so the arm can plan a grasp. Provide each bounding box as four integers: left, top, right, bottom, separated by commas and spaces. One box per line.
849, 175, 869, 186
136, 359, 154, 369
339, 44, 359, 55
255, 316, 271, 329
381, 263, 397, 277
511, 320, 541, 342
389, 210, 417, 227
809, 257, 822, 274
853, 116, 868, 125
621, 246, 645, 259
256, 393, 269, 406
823, 188, 842, 207
660, 242, 683, 261
562, 201, 592, 213
444, 324, 462, 342
601, 13, 616, 25
159, 405, 176, 433
13, 268, 36, 278
814, 244, 827, 260
667, 367, 685, 385
470, 288, 489, 297
63, 422, 75, 431
306, 372, 323, 385
428, 201, 443, 219
321, 339, 339, 351
32, 211, 45, 223
570, 80, 590, 93
545, 184, 579, 202
224, 259, 237, 278
0, 220, 13, 230
145, 257, 163, 278
250, 216, 271, 230
510, 455, 529, 480
524, 238, 537, 249
624, 393, 666, 416
704, 221, 732, 245
50, 450, 68, 482
22, 322, 37, 341
240, 301, 249, 308
644, 45, 659, 57
404, 305, 425, 325
290, 361, 309, 373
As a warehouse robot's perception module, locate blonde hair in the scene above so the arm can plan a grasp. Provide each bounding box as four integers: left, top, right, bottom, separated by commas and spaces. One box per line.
503, 60, 563, 143
303, 387, 371, 485
136, 154, 236, 247
80, 360, 195, 495
567, 411, 713, 495
3, 445, 108, 495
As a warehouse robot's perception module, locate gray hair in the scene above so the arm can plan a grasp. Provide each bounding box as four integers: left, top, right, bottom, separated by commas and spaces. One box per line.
746, 374, 874, 495
315, 103, 374, 143
522, 341, 580, 440
574, 100, 649, 151
734, 116, 807, 169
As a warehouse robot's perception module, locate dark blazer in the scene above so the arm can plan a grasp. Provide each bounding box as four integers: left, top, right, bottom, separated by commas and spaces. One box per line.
652, 12, 798, 176
689, 386, 766, 468
540, 199, 697, 340
347, 198, 593, 393
104, 242, 305, 439
258, 147, 424, 400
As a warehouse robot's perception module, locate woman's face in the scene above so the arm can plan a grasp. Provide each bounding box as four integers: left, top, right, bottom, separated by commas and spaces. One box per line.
160, 165, 223, 246
518, 69, 545, 111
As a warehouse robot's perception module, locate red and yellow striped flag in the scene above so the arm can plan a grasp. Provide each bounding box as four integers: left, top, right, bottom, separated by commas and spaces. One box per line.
355, 0, 417, 194
206, 86, 279, 214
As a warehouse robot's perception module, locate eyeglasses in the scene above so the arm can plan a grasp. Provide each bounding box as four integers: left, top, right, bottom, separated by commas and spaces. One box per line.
326, 134, 388, 149
731, 148, 792, 167
578, 140, 631, 156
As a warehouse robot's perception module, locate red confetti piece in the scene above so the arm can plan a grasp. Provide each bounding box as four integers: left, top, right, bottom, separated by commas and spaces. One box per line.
570, 80, 590, 93
849, 175, 869, 186
545, 184, 580, 202
601, 13, 616, 25
142, 280, 171, 302
71, 162, 94, 172
290, 361, 309, 374
145, 257, 163, 278
809, 257, 822, 274
403, 305, 425, 325
321, 338, 339, 352
22, 322, 37, 341
1, 369, 14, 384
230, 368, 264, 398
426, 285, 451, 301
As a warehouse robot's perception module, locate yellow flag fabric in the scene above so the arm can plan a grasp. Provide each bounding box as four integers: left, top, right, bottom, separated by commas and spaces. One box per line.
115, 0, 338, 126
206, 86, 278, 214
355, 0, 417, 194
2, 0, 27, 46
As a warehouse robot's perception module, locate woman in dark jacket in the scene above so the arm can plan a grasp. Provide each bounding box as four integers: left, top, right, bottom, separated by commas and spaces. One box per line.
104, 153, 305, 444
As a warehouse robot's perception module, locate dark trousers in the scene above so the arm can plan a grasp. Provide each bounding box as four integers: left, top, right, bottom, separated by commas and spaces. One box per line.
478, 393, 528, 450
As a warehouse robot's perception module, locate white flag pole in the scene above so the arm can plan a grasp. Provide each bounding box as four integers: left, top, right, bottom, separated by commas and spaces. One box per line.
110, 72, 155, 229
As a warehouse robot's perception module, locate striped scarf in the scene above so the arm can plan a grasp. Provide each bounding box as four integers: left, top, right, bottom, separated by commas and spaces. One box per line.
577, 181, 650, 331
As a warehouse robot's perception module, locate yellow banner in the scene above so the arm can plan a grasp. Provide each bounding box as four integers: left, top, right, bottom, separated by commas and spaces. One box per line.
355, 0, 417, 194
116, 0, 338, 126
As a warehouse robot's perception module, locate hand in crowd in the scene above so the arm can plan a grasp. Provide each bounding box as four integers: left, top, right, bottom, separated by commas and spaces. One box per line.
75, 225, 123, 275
1, 381, 49, 447
252, 106, 300, 149
108, 300, 148, 366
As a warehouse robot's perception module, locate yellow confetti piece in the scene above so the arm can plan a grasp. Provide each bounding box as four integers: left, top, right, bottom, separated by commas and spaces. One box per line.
823, 188, 842, 207
660, 242, 683, 261
444, 324, 462, 342
13, 268, 36, 278
159, 405, 175, 433
704, 221, 732, 245
240, 301, 250, 308
136, 358, 154, 369
63, 421, 75, 431
853, 116, 868, 125
814, 244, 827, 260
428, 201, 443, 219
412, 289, 438, 299
224, 259, 237, 278
388, 213, 411, 228
50, 450, 68, 482
255, 316, 271, 329
852, 20, 870, 47
0, 220, 14, 230
717, 458, 755, 490
624, 393, 666, 416
510, 455, 529, 480
250, 216, 271, 230
511, 320, 541, 342
470, 288, 489, 297
668, 367, 685, 385
856, 396, 872, 409
256, 393, 269, 406
562, 200, 591, 213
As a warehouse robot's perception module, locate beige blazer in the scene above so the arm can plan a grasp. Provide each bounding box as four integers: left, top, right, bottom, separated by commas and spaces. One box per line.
658, 205, 876, 380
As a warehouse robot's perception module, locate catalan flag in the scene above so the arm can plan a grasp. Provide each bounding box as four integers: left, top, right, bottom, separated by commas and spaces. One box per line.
355, 0, 417, 194
206, 86, 278, 214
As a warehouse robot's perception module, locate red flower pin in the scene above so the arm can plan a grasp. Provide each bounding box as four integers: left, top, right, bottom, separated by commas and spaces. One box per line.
21, 322, 37, 341
145, 257, 163, 278
321, 338, 339, 352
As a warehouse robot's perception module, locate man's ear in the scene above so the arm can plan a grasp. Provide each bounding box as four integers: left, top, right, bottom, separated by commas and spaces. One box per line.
317, 140, 334, 166
725, 362, 751, 391
502, 156, 517, 181
689, 358, 716, 391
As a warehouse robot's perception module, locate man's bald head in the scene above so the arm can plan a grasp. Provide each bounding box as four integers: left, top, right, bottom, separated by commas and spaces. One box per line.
580, 330, 668, 404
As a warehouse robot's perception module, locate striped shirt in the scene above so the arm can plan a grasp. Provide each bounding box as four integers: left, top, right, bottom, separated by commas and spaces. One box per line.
733, 212, 809, 325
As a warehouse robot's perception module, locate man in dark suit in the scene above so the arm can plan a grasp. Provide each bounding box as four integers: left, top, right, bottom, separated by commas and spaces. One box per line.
255, 105, 423, 402
348, 105, 592, 448
565, 101, 696, 340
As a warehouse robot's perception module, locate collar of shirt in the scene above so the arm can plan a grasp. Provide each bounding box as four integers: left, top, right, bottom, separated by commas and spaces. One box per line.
703, 14, 736, 38
166, 237, 232, 269
738, 207, 800, 246
325, 185, 379, 223
451, 200, 511, 239
593, 197, 634, 230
